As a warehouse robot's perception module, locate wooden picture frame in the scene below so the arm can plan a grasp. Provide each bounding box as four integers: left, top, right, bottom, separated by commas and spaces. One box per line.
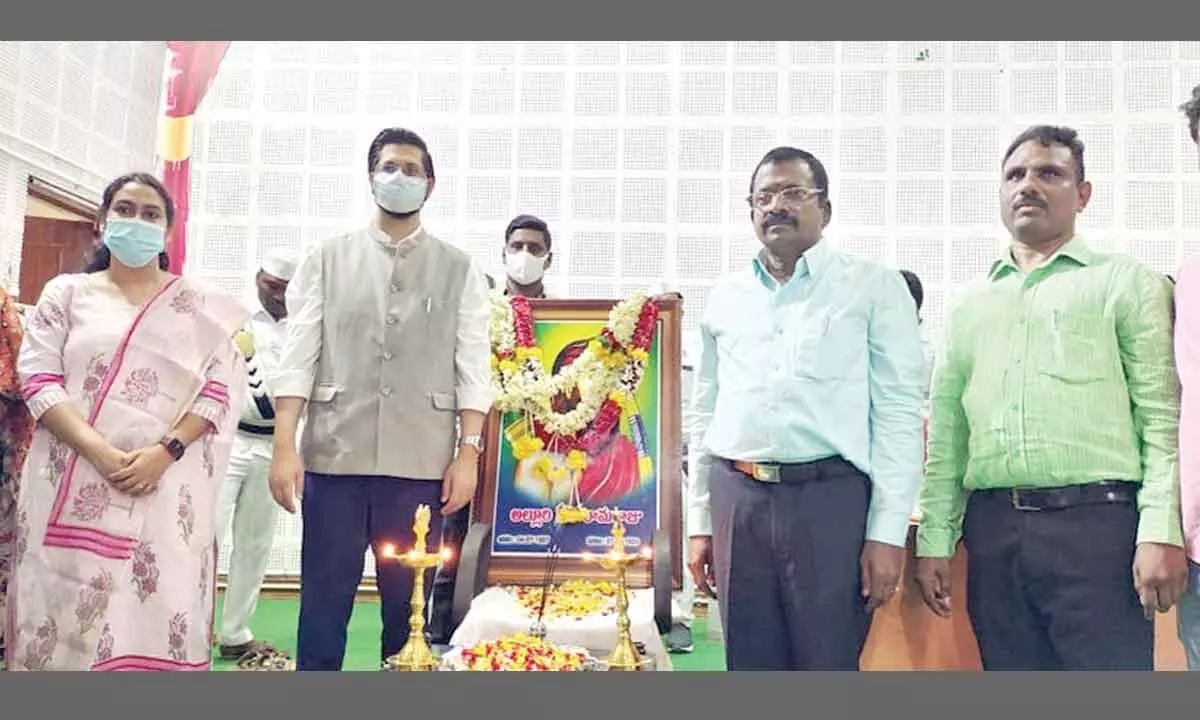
473, 297, 683, 590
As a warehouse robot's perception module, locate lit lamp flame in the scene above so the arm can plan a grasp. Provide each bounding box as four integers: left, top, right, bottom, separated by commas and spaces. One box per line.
591, 517, 652, 671
380, 542, 452, 565
382, 504, 443, 672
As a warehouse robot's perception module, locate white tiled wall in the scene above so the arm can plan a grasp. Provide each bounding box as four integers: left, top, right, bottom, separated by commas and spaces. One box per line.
0, 41, 166, 294
186, 42, 1200, 579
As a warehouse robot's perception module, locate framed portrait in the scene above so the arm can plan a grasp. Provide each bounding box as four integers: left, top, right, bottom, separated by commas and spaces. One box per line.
474, 297, 683, 589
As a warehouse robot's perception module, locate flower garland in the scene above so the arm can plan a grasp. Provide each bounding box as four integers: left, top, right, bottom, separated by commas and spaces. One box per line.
489, 293, 659, 474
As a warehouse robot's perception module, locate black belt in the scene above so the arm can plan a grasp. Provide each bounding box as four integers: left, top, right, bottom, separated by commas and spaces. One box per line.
976, 481, 1139, 512
727, 456, 857, 485
237, 422, 274, 437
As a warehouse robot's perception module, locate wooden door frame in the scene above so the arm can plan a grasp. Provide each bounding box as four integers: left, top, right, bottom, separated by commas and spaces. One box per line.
26, 176, 99, 223
17, 177, 101, 306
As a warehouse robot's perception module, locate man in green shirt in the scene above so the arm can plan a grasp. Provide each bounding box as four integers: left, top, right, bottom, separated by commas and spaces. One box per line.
914, 125, 1188, 670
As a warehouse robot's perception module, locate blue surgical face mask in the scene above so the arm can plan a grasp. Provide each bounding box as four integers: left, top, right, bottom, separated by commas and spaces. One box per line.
102, 217, 166, 268
372, 171, 428, 215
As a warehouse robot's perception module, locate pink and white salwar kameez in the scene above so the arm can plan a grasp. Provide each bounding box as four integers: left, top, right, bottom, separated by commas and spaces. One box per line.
6, 272, 248, 671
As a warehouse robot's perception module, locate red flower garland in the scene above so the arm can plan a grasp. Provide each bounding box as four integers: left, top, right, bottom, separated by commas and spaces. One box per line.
507, 297, 659, 455
510, 295, 536, 349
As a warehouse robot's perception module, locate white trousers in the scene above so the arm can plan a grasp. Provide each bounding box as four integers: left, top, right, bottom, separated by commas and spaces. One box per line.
214, 432, 279, 647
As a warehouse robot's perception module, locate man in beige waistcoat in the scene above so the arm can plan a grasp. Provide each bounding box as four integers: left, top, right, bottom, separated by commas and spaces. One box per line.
269, 127, 493, 671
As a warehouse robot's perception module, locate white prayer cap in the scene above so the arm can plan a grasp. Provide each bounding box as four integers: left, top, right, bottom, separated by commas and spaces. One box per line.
261, 249, 298, 281
647, 280, 680, 296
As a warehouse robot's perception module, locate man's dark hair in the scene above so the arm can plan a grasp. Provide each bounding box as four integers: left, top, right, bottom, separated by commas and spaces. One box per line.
749, 146, 831, 210
367, 127, 435, 179
900, 269, 924, 313
504, 214, 552, 251
1181, 84, 1200, 144
1002, 125, 1086, 183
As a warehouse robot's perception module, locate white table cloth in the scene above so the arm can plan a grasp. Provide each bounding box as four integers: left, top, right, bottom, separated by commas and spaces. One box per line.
448, 586, 673, 671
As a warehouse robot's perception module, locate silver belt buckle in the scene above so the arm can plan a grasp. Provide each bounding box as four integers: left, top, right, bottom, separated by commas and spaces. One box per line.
753, 464, 781, 484
1010, 488, 1041, 512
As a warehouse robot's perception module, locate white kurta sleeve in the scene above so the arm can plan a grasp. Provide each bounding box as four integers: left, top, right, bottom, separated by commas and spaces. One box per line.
454, 259, 495, 414
272, 245, 323, 400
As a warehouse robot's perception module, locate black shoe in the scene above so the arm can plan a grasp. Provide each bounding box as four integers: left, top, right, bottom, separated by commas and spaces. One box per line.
665, 623, 693, 654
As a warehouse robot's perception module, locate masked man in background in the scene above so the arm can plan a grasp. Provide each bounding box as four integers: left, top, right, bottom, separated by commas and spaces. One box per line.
429, 213, 553, 644
498, 214, 552, 299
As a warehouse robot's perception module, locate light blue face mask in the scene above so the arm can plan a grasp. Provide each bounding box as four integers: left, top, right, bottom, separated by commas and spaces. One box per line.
372, 171, 428, 215
102, 217, 166, 268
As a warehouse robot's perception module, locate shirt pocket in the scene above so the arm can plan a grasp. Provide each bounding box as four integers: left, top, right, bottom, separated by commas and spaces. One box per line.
311, 383, 341, 403
1037, 309, 1108, 384
305, 383, 343, 450
430, 390, 456, 411
793, 310, 859, 382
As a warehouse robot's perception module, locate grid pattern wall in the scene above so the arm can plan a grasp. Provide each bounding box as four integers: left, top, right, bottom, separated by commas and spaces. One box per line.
188, 42, 1200, 580
0, 41, 166, 292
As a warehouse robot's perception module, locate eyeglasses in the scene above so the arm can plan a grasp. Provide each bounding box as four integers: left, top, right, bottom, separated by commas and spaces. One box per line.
745, 186, 824, 210
377, 163, 426, 178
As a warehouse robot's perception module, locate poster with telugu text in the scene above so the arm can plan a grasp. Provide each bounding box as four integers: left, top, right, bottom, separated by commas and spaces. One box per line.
490, 318, 661, 557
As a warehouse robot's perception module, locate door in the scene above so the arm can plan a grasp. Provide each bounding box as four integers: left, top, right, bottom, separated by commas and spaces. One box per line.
18, 216, 95, 305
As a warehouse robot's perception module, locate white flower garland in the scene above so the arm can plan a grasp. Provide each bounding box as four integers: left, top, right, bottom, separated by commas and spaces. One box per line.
489, 294, 651, 438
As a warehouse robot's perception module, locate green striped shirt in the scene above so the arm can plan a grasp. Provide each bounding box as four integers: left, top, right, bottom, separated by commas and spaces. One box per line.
916, 236, 1182, 558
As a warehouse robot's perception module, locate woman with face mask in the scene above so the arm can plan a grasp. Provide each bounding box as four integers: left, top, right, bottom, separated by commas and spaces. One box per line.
7, 172, 250, 671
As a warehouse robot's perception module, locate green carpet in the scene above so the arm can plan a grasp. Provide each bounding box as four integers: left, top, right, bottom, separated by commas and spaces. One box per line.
211, 595, 726, 671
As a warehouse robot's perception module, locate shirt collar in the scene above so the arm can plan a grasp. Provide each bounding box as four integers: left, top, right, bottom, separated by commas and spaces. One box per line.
988, 234, 1095, 281
367, 223, 425, 256
252, 307, 284, 325
503, 285, 547, 299
751, 237, 829, 287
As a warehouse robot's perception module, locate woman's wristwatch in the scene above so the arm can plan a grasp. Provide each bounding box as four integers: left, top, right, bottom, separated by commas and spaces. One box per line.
159, 435, 186, 461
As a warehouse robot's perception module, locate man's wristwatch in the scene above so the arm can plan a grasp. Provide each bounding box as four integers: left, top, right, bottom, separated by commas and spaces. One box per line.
459, 434, 484, 454
159, 436, 186, 461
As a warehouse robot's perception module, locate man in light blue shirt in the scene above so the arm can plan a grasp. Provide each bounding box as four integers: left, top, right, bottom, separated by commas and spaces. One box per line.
686, 146, 926, 670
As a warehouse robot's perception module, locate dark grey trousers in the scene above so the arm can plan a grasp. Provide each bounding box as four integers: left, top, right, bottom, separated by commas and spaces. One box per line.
710, 456, 872, 671
962, 488, 1153, 670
